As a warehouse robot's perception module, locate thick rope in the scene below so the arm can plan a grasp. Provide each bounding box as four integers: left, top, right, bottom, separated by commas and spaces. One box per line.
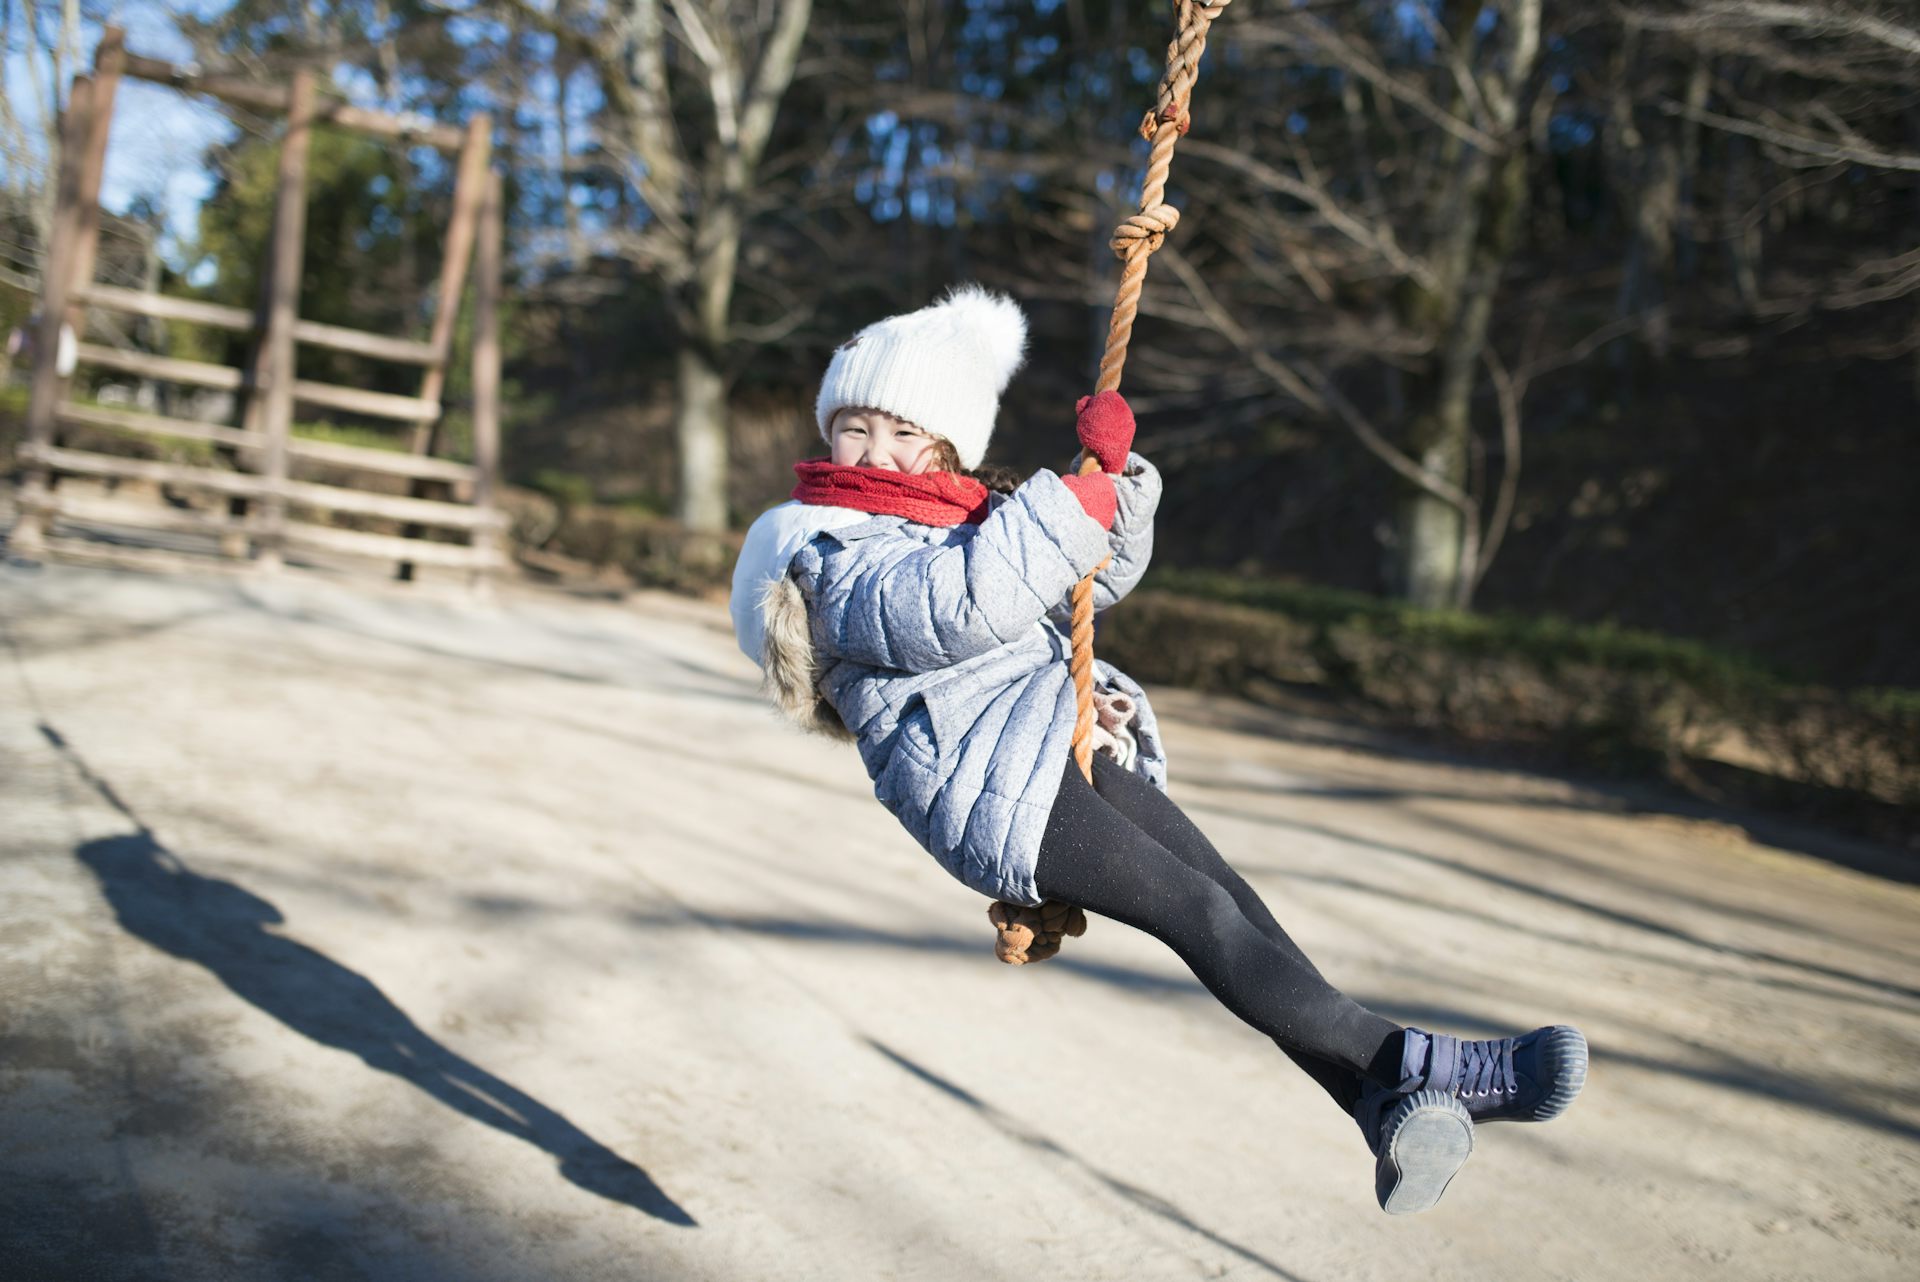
992, 0, 1233, 966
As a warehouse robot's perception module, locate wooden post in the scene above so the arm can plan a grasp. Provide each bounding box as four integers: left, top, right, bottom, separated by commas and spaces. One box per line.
61, 28, 126, 349
253, 69, 316, 573
10, 76, 96, 558
469, 169, 504, 596
221, 198, 283, 557
397, 112, 492, 580
412, 113, 493, 452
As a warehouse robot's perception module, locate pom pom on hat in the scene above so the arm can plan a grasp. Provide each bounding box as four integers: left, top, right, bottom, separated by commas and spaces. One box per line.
815, 284, 1028, 469
936, 283, 1028, 391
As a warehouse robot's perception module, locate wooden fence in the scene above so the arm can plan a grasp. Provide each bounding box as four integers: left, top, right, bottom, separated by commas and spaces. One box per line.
9, 27, 504, 585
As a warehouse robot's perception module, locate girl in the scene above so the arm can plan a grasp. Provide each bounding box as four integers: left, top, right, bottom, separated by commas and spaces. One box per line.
730, 286, 1588, 1215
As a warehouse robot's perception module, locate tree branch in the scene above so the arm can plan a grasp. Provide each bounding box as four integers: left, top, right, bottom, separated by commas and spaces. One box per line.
1156, 245, 1478, 517
1472, 346, 1523, 597
1281, 13, 1505, 154
667, 0, 741, 152
1656, 96, 1920, 171
738, 0, 812, 172
1182, 138, 1439, 291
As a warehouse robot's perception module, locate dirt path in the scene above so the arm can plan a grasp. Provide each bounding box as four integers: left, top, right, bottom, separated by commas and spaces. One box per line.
3, 559, 1915, 1281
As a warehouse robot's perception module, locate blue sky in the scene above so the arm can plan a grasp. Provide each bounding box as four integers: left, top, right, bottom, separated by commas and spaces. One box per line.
5, 2, 603, 282
6, 3, 239, 275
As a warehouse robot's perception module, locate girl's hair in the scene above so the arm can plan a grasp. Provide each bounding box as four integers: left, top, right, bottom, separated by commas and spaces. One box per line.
928, 436, 1022, 494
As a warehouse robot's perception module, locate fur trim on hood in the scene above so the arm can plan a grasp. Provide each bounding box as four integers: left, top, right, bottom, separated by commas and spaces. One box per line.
756, 574, 853, 740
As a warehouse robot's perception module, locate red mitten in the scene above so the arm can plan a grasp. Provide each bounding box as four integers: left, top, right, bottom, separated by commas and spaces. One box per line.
1074, 390, 1136, 473
1061, 472, 1117, 530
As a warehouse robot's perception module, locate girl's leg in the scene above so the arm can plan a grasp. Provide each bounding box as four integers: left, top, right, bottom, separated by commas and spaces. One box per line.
1034, 756, 1403, 1092
1084, 754, 1377, 1112
1079, 758, 1587, 1135
1044, 759, 1524, 1217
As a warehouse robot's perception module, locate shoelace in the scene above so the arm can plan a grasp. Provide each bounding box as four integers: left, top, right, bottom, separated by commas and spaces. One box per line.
1458, 1038, 1519, 1100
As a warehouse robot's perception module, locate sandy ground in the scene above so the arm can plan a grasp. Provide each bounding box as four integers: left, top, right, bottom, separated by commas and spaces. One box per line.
2, 555, 1916, 1282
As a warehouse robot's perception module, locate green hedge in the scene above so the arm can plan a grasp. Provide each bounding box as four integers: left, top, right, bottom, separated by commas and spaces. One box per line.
1147, 570, 1786, 698
1099, 575, 1919, 818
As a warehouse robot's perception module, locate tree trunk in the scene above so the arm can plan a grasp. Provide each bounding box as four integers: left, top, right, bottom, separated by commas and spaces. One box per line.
676, 342, 729, 532
1390, 0, 1538, 609
1398, 455, 1468, 607
675, 188, 741, 532
1395, 143, 1527, 609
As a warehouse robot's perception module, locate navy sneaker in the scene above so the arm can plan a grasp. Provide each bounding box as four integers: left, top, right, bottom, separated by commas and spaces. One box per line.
1396, 1025, 1589, 1123
1355, 1087, 1475, 1215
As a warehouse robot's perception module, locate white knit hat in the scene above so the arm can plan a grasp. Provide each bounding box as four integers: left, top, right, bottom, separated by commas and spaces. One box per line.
814, 284, 1028, 469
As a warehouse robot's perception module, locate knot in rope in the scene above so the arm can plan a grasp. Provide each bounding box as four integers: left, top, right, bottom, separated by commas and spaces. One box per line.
1109, 204, 1181, 259
1138, 105, 1191, 140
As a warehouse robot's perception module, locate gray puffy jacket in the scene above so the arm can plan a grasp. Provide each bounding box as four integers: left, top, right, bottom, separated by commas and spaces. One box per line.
750, 454, 1165, 906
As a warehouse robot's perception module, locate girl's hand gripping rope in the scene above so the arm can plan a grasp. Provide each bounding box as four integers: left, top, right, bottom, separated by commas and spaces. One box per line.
1062, 388, 1134, 529
1060, 473, 1118, 529
1074, 389, 1137, 473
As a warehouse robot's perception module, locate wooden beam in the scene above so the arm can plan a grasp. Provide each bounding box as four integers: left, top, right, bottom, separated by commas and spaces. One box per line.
287, 436, 477, 484
78, 289, 441, 362
79, 295, 435, 379
56, 402, 262, 450
75, 289, 440, 366
284, 521, 501, 569
231, 192, 276, 542
31, 538, 265, 578
62, 30, 126, 345
11, 74, 99, 557
410, 113, 493, 449
292, 319, 437, 365
21, 443, 271, 499
469, 168, 505, 590
283, 477, 502, 529
120, 51, 467, 150
20, 444, 506, 529
29, 507, 501, 572
18, 488, 259, 538
74, 342, 247, 389
254, 69, 316, 570
328, 104, 468, 152
398, 117, 491, 580
73, 284, 254, 330
56, 402, 472, 485
291, 380, 438, 421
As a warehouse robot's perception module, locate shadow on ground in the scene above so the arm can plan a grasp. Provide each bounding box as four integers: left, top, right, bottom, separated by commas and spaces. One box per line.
44, 723, 693, 1227
76, 832, 694, 1223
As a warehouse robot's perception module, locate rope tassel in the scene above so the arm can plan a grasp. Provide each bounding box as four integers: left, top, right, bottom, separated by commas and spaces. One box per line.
990, 0, 1235, 965
989, 900, 1090, 965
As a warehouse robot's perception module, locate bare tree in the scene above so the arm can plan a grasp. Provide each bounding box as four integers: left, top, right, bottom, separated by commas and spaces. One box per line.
1014, 0, 1916, 608
492, 0, 814, 533
1127, 0, 1550, 608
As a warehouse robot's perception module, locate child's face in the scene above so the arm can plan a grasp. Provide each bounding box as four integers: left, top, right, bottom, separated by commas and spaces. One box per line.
829, 408, 939, 474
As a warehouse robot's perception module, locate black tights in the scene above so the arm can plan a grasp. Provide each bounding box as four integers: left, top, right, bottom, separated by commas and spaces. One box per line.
1033, 753, 1404, 1113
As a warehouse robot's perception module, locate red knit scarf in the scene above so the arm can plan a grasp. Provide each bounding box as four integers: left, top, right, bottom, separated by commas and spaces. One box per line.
791, 460, 990, 526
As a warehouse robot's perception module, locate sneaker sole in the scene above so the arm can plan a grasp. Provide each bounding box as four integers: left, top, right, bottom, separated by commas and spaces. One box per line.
1376, 1090, 1474, 1215
1527, 1026, 1589, 1122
